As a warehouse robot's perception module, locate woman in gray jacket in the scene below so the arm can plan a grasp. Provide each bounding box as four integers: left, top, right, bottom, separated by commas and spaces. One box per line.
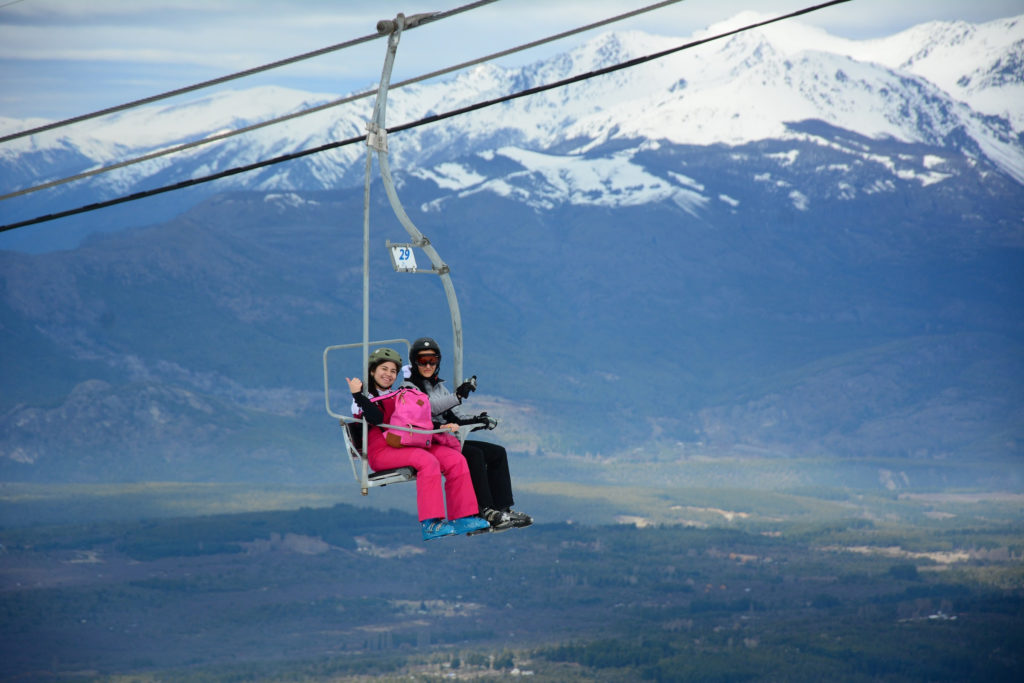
405, 337, 532, 531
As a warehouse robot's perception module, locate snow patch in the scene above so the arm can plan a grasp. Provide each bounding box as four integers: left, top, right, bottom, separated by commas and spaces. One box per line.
895, 168, 952, 186
264, 193, 313, 207
423, 147, 713, 214
668, 172, 705, 191
864, 179, 897, 194
412, 163, 486, 190
672, 189, 710, 216
789, 190, 809, 211
489, 147, 698, 210
768, 150, 800, 165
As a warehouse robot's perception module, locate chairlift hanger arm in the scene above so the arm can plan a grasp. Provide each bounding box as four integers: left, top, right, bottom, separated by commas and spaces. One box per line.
368, 14, 465, 385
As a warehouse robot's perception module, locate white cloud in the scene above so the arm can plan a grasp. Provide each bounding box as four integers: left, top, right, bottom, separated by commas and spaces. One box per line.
0, 0, 1019, 119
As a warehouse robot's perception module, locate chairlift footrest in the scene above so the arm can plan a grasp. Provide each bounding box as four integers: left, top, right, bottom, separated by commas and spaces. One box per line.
466, 525, 511, 536
368, 466, 417, 486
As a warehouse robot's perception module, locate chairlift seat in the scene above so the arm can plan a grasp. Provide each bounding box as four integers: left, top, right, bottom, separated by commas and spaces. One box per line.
340, 419, 416, 494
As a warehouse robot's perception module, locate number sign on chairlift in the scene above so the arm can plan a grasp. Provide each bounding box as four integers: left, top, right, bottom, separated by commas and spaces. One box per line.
390, 243, 417, 272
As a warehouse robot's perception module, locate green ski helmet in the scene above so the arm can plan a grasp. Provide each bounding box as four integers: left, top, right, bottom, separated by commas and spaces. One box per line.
367, 347, 402, 370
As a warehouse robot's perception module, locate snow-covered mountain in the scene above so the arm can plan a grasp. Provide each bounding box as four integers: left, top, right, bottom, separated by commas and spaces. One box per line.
1, 12, 1022, 242
3, 14, 1023, 484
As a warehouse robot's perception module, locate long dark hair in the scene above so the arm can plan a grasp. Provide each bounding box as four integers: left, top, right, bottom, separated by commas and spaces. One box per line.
366, 348, 402, 396
368, 361, 400, 396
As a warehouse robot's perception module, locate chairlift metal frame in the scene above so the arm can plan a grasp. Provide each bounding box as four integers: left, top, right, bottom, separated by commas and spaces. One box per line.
322, 13, 468, 495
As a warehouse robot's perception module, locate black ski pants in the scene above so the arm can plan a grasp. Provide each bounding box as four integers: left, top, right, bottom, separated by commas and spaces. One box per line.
462, 439, 514, 511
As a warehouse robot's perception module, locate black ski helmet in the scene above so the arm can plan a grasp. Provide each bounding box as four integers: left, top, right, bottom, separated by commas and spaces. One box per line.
410, 337, 441, 363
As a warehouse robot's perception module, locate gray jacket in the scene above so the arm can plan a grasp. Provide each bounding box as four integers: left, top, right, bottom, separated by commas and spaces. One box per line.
401, 366, 463, 421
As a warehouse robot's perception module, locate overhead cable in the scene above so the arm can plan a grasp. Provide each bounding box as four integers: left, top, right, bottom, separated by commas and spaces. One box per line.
2, 0, 687, 202
390, 0, 854, 134
0, 0, 500, 144
0, 0, 853, 235
0, 133, 368, 234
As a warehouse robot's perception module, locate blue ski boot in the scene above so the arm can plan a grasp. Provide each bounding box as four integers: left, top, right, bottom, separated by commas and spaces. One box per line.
421, 518, 456, 541
450, 515, 489, 535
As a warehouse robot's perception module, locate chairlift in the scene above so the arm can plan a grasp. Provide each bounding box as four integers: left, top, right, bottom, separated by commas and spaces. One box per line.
322, 13, 469, 496
323, 339, 418, 494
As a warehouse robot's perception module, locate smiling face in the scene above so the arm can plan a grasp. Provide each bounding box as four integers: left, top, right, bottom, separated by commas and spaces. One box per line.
414, 351, 440, 378
371, 361, 399, 391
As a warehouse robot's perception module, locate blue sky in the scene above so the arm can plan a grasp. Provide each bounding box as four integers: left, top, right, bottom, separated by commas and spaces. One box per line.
1, 0, 1021, 121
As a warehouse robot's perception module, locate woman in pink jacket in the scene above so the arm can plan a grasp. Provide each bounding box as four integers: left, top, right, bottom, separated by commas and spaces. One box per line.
348, 347, 488, 541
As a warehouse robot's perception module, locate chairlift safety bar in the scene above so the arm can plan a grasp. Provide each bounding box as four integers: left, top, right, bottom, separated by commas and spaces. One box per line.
322, 339, 462, 438
323, 338, 468, 495
323, 338, 407, 420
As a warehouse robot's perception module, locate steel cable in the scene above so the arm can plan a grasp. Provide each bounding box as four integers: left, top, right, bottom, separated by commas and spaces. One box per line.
0, 0, 853, 234
1, 0, 687, 201
0, 0, 501, 144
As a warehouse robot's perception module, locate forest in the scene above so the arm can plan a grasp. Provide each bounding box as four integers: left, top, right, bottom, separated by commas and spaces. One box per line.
1, 483, 1022, 681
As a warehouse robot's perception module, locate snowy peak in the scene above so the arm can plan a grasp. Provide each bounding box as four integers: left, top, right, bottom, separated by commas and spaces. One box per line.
565, 29, 676, 71
2, 13, 1023, 222
400, 14, 1024, 166
883, 16, 1023, 89
834, 16, 1024, 126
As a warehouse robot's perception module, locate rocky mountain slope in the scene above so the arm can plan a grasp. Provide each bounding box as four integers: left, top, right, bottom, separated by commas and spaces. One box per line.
0, 14, 1021, 486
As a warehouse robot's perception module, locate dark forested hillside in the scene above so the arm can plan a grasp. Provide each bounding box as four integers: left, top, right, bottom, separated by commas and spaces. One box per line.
1, 495, 1021, 680
1, 130, 1022, 483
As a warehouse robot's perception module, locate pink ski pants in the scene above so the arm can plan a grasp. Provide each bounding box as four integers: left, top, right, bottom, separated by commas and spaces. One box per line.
367, 432, 479, 521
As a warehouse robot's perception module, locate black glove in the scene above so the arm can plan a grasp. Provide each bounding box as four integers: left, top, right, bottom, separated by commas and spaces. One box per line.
455, 375, 477, 400
468, 412, 498, 432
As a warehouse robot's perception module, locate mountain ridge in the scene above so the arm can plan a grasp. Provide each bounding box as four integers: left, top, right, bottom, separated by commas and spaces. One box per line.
0, 14, 1022, 487
2, 13, 1022, 249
